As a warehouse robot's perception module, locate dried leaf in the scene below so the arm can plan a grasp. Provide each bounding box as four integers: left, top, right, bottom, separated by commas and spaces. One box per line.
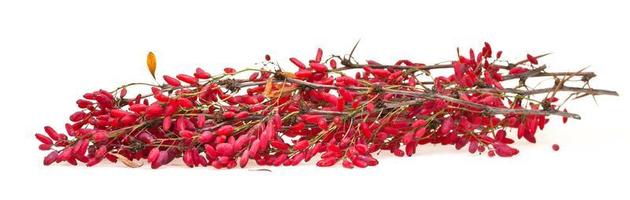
280, 72, 297, 79
269, 84, 297, 98
109, 153, 143, 168
147, 51, 157, 79
263, 78, 273, 97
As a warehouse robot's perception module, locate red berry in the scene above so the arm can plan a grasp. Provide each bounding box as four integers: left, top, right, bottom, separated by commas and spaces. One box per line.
35, 134, 53, 145
176, 74, 198, 85
526, 54, 538, 65
309, 62, 327, 73
43, 151, 58, 166
289, 58, 306, 69
194, 68, 211, 79
163, 75, 181, 87
293, 140, 309, 151
217, 125, 234, 136
216, 143, 234, 156
224, 67, 236, 74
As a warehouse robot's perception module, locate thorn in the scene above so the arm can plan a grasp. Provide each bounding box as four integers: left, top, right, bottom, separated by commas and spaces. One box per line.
349, 39, 361, 59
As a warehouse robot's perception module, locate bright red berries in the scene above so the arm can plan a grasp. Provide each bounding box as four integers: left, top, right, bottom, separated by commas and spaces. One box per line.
36, 44, 614, 169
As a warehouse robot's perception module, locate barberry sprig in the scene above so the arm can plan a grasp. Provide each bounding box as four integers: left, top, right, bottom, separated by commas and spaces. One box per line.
36, 43, 617, 169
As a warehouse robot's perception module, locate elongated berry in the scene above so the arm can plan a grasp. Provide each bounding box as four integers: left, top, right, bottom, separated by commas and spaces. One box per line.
163, 75, 181, 87
217, 125, 234, 136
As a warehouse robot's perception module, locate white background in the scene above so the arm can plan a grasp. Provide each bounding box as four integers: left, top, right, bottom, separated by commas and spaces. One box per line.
1, 0, 629, 199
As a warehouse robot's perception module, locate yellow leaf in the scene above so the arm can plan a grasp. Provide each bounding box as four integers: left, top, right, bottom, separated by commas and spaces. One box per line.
263, 78, 273, 97
269, 85, 297, 98
264, 81, 297, 98
110, 153, 143, 168
146, 51, 157, 79
280, 72, 296, 79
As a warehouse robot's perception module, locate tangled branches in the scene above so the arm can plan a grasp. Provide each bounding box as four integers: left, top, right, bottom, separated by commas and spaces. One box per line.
35, 42, 617, 169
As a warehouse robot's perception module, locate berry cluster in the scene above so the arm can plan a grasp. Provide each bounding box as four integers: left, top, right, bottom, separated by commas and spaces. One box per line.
35, 43, 617, 169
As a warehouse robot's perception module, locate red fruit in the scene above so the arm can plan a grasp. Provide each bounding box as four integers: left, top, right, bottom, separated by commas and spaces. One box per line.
249, 139, 260, 156
235, 111, 249, 119
163, 75, 181, 87
562, 109, 569, 124
239, 150, 250, 168
412, 119, 427, 128
360, 122, 371, 138
216, 143, 234, 156
355, 144, 368, 155
314, 48, 323, 63
352, 158, 368, 168
310, 62, 328, 73
271, 140, 289, 151
552, 144, 560, 151
249, 72, 259, 81
223, 111, 235, 119
129, 104, 148, 113
526, 54, 538, 65
194, 68, 211, 79
204, 144, 218, 159
342, 160, 354, 169
366, 102, 375, 113
177, 98, 194, 108
414, 127, 426, 138
295, 69, 313, 79
265, 54, 271, 61
176, 74, 198, 85
179, 130, 194, 139
289, 57, 306, 69
93, 131, 108, 142
199, 131, 213, 143
371, 69, 391, 78
43, 151, 58, 166
316, 157, 337, 167
293, 140, 309, 151
290, 122, 305, 132
162, 116, 172, 130
196, 114, 206, 128
39, 144, 52, 151
224, 67, 236, 74
493, 143, 519, 157
145, 103, 163, 116
147, 148, 160, 163
217, 125, 234, 136
110, 109, 130, 118
330, 59, 337, 69
44, 126, 60, 141
509, 67, 529, 75
35, 134, 53, 145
